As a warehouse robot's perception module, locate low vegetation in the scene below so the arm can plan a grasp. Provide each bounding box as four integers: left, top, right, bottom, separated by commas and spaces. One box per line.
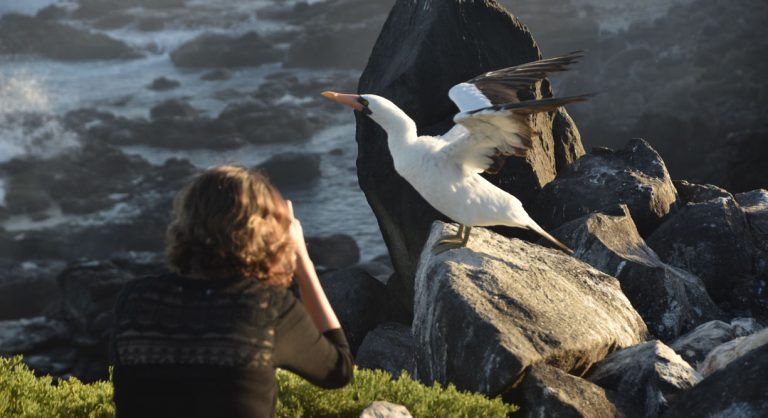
0, 356, 516, 417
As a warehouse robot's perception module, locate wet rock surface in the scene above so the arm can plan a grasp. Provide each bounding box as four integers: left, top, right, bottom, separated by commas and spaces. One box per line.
305, 233, 360, 270
532, 138, 679, 236
586, 340, 702, 418
551, 204, 721, 341
357, 0, 585, 297
413, 221, 647, 395
256, 152, 321, 190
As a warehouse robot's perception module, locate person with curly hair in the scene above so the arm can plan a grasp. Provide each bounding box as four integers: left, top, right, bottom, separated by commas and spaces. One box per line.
111, 165, 353, 418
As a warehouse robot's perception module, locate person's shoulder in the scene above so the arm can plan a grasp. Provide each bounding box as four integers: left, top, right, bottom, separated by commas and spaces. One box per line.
114, 272, 178, 307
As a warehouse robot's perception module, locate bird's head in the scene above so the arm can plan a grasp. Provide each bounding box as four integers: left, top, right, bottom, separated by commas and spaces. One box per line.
321, 92, 412, 134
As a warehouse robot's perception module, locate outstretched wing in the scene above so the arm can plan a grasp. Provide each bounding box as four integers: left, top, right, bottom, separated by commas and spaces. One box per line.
441, 51, 590, 174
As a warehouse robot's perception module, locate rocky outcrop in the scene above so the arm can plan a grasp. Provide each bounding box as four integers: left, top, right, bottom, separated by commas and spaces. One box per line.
170, 32, 281, 68
551, 205, 721, 340
512, 364, 639, 418
0, 14, 141, 61
356, 322, 415, 378
669, 318, 763, 367
532, 139, 679, 236
147, 76, 180, 91
647, 195, 767, 319
256, 152, 321, 190
660, 343, 768, 418
698, 327, 768, 377
149, 100, 199, 120
413, 222, 647, 395
586, 341, 701, 418
357, 0, 585, 298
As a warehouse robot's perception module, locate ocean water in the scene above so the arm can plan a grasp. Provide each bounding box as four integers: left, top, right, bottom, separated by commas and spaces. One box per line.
0, 0, 386, 261
0, 0, 700, 263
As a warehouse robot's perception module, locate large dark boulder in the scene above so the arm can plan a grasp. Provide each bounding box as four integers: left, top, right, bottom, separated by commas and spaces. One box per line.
355, 322, 415, 378
673, 180, 732, 205
320, 267, 390, 355
532, 138, 680, 236
646, 195, 767, 319
736, 189, 768, 253
413, 222, 647, 395
510, 364, 640, 418
304, 234, 360, 270
357, 0, 585, 297
727, 128, 768, 193
170, 32, 281, 68
0, 14, 141, 61
551, 205, 721, 341
660, 343, 768, 418
586, 341, 701, 418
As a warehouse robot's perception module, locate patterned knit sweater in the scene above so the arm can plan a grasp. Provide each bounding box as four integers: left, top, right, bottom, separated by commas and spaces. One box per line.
112, 273, 353, 418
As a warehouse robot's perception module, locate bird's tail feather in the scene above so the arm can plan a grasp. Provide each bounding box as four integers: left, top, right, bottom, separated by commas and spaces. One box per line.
527, 223, 573, 255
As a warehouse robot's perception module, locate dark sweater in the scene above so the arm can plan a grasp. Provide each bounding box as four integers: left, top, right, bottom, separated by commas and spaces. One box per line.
112, 273, 353, 418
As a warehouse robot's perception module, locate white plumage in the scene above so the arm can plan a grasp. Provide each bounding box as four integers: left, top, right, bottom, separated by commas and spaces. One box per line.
323, 52, 591, 254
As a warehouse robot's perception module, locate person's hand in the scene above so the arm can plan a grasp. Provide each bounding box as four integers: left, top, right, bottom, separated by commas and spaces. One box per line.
286, 200, 310, 265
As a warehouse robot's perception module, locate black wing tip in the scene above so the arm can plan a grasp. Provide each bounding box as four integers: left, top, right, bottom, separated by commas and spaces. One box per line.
466, 93, 594, 115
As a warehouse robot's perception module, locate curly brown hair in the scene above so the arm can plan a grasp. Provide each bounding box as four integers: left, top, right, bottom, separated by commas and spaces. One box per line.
166, 165, 295, 286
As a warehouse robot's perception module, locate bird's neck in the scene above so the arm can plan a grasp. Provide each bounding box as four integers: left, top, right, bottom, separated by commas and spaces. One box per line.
378, 111, 417, 154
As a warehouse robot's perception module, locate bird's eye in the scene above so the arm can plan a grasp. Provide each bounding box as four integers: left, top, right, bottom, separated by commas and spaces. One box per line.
357, 97, 369, 107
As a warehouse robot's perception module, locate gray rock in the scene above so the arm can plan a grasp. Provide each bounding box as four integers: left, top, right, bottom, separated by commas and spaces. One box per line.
359, 401, 412, 418
413, 221, 647, 395
551, 205, 721, 341
201, 69, 232, 81
356, 322, 415, 378
320, 267, 389, 355
149, 100, 199, 120
357, 0, 585, 301
0, 14, 141, 61
305, 234, 360, 270
660, 343, 768, 418
586, 340, 701, 418
699, 327, 768, 377
170, 32, 281, 68
532, 138, 680, 236
256, 152, 321, 190
147, 76, 180, 91
0, 269, 61, 320
512, 364, 640, 418
647, 195, 767, 319
669, 318, 764, 367
673, 180, 733, 204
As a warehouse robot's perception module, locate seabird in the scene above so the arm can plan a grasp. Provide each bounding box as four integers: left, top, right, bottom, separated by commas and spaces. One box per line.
323, 52, 591, 255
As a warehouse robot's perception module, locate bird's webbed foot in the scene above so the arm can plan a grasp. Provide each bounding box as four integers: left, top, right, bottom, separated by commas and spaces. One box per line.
431, 225, 472, 255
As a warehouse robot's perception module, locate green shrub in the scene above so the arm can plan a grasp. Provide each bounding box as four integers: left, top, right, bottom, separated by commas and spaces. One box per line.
0, 356, 114, 418
0, 356, 516, 417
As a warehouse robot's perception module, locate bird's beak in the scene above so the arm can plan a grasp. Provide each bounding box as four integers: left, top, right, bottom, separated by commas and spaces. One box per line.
322, 91, 365, 111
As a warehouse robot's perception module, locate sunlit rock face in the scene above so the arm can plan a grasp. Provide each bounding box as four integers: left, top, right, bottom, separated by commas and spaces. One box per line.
412, 221, 647, 396
357, 0, 585, 300
550, 204, 722, 341
531, 138, 680, 237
